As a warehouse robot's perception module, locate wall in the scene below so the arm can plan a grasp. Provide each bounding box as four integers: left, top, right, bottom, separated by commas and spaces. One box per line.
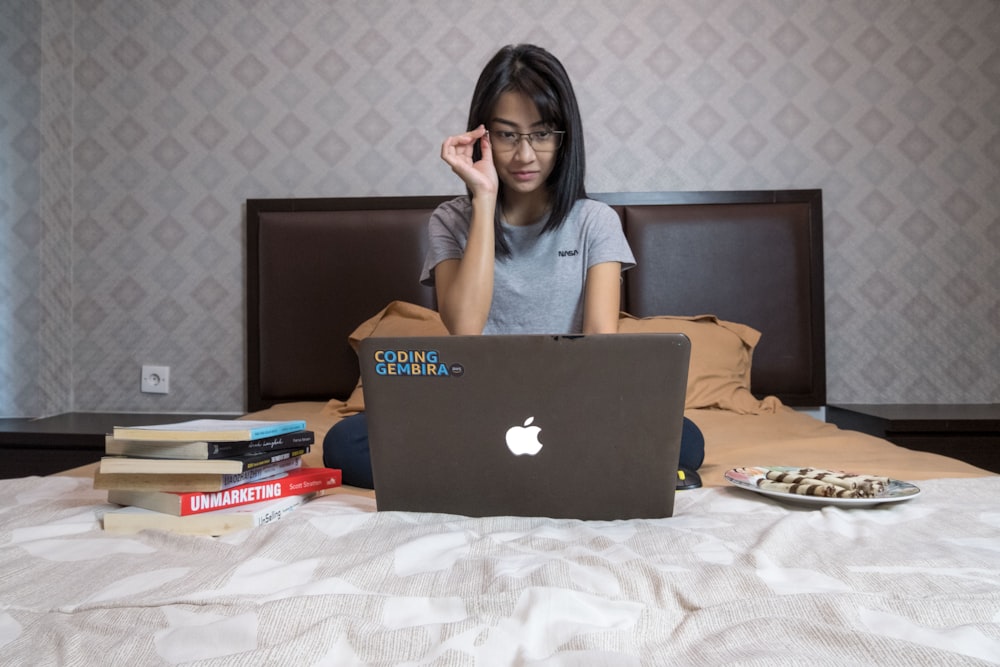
1, 1, 74, 416
1, 0, 998, 416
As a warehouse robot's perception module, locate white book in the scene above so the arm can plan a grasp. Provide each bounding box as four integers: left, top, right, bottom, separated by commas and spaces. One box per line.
101, 493, 312, 536
94, 457, 305, 493
111, 419, 307, 442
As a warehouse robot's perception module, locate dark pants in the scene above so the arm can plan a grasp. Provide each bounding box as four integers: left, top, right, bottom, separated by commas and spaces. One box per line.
324, 413, 706, 490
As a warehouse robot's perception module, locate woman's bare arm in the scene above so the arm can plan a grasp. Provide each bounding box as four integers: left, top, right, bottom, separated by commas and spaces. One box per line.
435, 126, 498, 334
582, 261, 623, 334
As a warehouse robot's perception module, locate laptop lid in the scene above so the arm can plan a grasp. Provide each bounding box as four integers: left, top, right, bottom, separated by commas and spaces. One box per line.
359, 333, 690, 520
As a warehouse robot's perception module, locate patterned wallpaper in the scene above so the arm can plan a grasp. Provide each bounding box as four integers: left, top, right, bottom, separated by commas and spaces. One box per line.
1, 0, 998, 416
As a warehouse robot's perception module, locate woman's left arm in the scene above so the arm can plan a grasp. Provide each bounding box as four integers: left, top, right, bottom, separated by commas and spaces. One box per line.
582, 261, 623, 334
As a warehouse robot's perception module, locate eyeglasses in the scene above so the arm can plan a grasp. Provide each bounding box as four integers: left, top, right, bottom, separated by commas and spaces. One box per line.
489, 129, 565, 152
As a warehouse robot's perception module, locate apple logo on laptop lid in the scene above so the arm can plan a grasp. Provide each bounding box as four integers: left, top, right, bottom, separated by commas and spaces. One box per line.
505, 417, 544, 456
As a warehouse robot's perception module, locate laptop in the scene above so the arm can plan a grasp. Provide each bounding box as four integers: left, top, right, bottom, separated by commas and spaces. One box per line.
359, 333, 690, 520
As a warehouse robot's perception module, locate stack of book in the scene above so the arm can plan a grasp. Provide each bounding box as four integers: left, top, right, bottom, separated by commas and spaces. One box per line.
96, 419, 342, 536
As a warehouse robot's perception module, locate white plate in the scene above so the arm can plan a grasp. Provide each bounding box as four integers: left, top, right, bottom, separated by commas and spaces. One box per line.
724, 466, 921, 507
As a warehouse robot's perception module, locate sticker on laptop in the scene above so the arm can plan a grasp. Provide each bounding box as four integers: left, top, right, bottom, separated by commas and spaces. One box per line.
371, 348, 463, 377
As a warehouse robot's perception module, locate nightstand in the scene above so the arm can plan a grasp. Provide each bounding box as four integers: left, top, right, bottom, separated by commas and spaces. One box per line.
0, 412, 239, 479
826, 404, 1000, 473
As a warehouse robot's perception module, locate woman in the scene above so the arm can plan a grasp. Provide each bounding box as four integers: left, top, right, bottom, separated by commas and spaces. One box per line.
425, 43, 631, 336
325, 44, 703, 488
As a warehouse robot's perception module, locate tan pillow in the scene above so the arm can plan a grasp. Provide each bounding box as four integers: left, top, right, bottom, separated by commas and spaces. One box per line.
327, 303, 779, 418
325, 301, 448, 418
617, 312, 780, 414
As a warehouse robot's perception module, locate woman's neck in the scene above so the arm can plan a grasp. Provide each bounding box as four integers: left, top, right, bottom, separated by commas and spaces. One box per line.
501, 189, 551, 227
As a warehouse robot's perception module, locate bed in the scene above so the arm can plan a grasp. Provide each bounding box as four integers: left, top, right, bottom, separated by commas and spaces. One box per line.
2, 190, 997, 665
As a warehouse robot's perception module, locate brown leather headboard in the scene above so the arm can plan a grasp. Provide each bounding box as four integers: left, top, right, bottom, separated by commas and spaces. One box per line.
246, 190, 824, 411
610, 191, 824, 408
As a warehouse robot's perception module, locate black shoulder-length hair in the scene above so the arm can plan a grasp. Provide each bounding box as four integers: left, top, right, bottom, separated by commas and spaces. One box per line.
466, 44, 587, 258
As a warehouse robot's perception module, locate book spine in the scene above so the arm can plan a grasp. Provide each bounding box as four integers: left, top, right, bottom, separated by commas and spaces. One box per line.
245, 421, 308, 440
217, 457, 302, 490
103, 494, 313, 536
106, 431, 315, 459
240, 446, 310, 472
208, 431, 314, 458
181, 468, 341, 515
252, 494, 310, 527
112, 420, 309, 442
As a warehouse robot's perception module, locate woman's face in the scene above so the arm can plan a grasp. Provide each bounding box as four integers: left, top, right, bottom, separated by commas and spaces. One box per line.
488, 91, 559, 199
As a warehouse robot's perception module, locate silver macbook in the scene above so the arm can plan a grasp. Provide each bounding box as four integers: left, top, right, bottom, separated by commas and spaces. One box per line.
359, 333, 690, 520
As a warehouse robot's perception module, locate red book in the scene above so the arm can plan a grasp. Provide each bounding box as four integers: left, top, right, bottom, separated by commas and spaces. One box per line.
107, 467, 342, 516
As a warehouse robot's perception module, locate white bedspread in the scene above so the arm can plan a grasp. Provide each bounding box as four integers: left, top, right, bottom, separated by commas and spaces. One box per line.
2, 474, 999, 665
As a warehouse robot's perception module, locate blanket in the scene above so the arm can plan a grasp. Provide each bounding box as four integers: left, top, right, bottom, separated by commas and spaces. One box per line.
2, 474, 998, 665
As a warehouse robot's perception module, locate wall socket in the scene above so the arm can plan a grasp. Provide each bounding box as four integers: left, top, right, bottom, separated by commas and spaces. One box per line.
141, 365, 170, 394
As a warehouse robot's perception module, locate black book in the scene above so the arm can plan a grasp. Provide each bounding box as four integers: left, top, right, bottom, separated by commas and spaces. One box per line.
104, 430, 315, 460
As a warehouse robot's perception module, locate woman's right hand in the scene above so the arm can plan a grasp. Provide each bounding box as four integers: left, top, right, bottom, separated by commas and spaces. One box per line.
435, 125, 498, 335
440, 125, 498, 199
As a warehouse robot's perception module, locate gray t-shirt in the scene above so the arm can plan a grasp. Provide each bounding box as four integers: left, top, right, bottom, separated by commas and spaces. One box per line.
420, 196, 636, 334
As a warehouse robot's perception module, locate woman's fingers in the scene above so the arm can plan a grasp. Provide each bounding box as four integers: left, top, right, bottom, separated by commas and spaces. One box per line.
441, 125, 497, 195
442, 125, 486, 156
479, 128, 492, 161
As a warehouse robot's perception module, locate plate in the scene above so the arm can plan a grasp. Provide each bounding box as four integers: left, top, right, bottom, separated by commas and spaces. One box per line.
724, 466, 921, 507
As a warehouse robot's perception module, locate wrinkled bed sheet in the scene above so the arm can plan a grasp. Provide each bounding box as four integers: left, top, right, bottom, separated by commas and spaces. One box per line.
1, 473, 998, 665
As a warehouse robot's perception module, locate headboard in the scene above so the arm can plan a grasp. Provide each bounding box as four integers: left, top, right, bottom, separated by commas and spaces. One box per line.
246, 190, 825, 412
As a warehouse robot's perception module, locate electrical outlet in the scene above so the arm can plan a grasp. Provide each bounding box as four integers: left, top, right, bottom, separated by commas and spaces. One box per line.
141, 365, 170, 394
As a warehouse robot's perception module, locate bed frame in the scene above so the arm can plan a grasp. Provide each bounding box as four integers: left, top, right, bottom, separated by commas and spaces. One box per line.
246, 190, 825, 412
